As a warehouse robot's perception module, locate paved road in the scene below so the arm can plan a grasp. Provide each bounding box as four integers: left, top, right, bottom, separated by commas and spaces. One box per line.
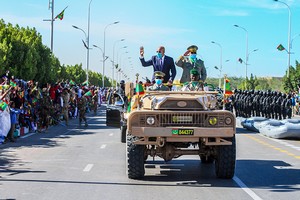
0, 106, 299, 200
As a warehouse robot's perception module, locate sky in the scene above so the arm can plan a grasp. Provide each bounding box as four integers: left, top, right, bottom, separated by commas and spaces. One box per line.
1, 0, 300, 83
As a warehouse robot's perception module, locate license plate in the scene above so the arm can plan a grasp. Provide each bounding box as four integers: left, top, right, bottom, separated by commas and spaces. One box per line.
172, 129, 194, 135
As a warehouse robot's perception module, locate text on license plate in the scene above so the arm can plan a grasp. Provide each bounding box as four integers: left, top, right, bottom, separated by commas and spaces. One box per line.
172, 129, 194, 135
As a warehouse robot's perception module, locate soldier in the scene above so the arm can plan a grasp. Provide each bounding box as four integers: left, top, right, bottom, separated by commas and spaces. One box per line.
286, 93, 292, 119
281, 93, 287, 119
92, 89, 98, 115
181, 69, 204, 91
78, 93, 88, 127
175, 45, 207, 83
147, 71, 170, 91
38, 88, 52, 132
61, 88, 70, 126
275, 92, 283, 120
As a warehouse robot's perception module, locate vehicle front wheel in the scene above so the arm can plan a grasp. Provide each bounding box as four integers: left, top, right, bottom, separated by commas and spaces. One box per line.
127, 136, 145, 179
215, 136, 236, 179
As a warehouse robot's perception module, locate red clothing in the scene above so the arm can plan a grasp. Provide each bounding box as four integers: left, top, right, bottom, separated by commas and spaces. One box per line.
49, 85, 59, 100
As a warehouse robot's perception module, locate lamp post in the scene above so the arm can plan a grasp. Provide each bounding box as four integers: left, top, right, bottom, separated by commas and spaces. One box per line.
113, 39, 125, 87
234, 24, 248, 80
291, 33, 300, 49
72, 25, 89, 84
211, 41, 222, 89
274, 0, 291, 78
214, 66, 222, 89
103, 21, 120, 88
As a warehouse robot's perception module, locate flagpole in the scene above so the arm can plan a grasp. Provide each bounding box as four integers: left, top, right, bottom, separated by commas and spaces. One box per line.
51, 0, 54, 53
223, 74, 226, 110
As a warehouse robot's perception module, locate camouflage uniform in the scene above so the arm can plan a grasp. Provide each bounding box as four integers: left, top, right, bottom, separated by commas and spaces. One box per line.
78, 96, 88, 127
147, 83, 170, 91
61, 89, 70, 125
92, 90, 98, 114
38, 89, 52, 132
181, 81, 204, 91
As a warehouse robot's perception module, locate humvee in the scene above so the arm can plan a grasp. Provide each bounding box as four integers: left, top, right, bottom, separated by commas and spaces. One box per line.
121, 86, 236, 179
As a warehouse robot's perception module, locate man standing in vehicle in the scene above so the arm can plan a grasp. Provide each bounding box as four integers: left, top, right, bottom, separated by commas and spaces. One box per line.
176, 45, 207, 83
139, 46, 176, 84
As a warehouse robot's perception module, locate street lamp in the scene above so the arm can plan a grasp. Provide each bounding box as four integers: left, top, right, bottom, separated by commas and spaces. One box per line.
211, 41, 222, 88
103, 21, 120, 88
214, 66, 222, 89
234, 24, 248, 80
291, 33, 300, 49
71, 0, 92, 85
274, 0, 291, 78
72, 25, 89, 84
113, 39, 125, 87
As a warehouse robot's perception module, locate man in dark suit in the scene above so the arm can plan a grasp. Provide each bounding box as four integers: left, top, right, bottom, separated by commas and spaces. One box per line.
139, 46, 176, 84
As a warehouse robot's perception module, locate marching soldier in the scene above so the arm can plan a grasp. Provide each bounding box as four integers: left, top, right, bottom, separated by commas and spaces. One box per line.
78, 93, 88, 127
61, 88, 70, 126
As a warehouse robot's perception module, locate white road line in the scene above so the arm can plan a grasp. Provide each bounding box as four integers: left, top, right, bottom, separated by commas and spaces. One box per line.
100, 144, 107, 149
83, 164, 94, 172
20, 132, 36, 139
233, 176, 263, 200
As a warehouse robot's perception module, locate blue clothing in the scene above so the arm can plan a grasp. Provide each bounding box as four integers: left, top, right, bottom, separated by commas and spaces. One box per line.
140, 55, 176, 83
10, 108, 21, 125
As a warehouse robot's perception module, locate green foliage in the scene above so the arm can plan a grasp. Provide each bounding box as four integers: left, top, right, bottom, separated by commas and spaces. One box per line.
0, 19, 110, 86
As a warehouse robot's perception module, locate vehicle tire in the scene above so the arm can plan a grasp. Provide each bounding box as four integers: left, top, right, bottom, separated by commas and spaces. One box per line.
121, 126, 127, 143
127, 136, 145, 179
200, 155, 214, 164
215, 136, 236, 179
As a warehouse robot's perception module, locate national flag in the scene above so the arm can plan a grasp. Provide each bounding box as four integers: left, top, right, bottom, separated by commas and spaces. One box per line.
0, 101, 8, 111
238, 58, 243, 64
0, 85, 10, 90
82, 80, 88, 86
10, 80, 17, 87
84, 90, 92, 96
69, 80, 75, 85
224, 79, 233, 95
55, 6, 68, 20
277, 44, 285, 51
135, 83, 145, 96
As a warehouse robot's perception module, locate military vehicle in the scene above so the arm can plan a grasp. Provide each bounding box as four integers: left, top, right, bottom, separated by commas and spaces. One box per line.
123, 88, 236, 179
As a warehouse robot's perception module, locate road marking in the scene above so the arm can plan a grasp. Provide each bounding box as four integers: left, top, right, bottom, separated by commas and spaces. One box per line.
245, 135, 300, 160
233, 176, 263, 200
83, 164, 93, 172
21, 132, 36, 139
274, 166, 295, 169
100, 144, 107, 149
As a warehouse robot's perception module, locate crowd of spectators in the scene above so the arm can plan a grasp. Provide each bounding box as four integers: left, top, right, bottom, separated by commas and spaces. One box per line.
0, 71, 105, 144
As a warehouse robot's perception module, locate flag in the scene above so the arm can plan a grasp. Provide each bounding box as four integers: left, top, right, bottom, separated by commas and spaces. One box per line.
135, 83, 145, 96
69, 80, 75, 85
0, 101, 8, 111
238, 58, 243, 64
224, 79, 233, 95
55, 6, 68, 20
84, 90, 92, 96
0, 85, 10, 90
10, 80, 17, 87
82, 80, 88, 86
277, 44, 285, 51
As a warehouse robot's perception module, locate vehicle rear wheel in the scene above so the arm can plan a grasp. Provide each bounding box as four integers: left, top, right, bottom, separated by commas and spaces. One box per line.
127, 136, 145, 179
121, 126, 127, 143
200, 155, 214, 164
215, 136, 236, 179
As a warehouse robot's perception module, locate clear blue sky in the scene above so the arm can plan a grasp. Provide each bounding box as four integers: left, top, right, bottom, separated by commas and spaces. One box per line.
1, 0, 300, 82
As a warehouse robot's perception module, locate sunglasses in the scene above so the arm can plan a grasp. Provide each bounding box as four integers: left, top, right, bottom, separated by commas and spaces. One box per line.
190, 52, 197, 54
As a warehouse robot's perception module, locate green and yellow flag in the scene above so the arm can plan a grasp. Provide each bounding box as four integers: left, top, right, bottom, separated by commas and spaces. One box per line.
224, 79, 233, 95
84, 90, 92, 96
55, 6, 68, 20
135, 83, 145, 96
82, 80, 89, 86
277, 44, 285, 51
69, 80, 75, 85
10, 80, 17, 87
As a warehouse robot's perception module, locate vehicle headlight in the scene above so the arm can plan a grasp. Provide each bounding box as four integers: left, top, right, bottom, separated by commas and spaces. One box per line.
146, 116, 155, 125
225, 117, 232, 125
208, 117, 218, 125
